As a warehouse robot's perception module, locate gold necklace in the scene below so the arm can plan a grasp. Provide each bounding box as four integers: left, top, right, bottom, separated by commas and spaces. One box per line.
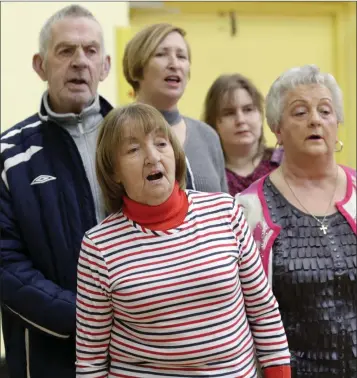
282, 168, 339, 235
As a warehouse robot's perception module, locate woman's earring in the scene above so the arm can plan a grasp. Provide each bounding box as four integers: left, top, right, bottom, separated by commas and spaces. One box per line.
335, 140, 344, 152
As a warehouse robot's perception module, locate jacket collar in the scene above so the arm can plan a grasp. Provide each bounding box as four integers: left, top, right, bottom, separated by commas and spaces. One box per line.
38, 91, 113, 124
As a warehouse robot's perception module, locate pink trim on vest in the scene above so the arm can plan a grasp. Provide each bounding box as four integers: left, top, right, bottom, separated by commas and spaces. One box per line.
255, 177, 281, 274
336, 165, 357, 234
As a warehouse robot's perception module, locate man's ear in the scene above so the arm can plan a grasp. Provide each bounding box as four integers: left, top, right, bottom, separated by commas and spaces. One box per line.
100, 55, 111, 81
32, 54, 47, 81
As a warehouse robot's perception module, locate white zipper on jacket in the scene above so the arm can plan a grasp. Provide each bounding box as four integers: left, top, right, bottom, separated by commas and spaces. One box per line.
77, 115, 103, 222
5, 305, 70, 339
25, 328, 31, 378
78, 117, 84, 134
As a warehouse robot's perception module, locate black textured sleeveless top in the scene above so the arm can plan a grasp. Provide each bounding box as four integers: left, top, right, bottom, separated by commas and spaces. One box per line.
264, 176, 357, 378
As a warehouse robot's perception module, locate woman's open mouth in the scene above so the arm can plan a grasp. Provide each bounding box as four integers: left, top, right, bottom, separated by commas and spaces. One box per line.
307, 134, 323, 140
147, 172, 164, 181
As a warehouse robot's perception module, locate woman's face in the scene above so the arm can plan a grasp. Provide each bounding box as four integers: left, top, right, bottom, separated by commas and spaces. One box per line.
138, 32, 190, 106
115, 127, 176, 206
276, 84, 338, 158
216, 88, 262, 151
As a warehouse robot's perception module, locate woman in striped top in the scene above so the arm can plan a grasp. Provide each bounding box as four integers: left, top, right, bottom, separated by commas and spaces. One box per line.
75, 103, 291, 378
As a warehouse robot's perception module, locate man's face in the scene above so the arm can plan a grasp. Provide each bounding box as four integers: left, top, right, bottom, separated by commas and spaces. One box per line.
35, 16, 110, 114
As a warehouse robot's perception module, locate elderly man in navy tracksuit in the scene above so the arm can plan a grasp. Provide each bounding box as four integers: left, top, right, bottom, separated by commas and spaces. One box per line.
0, 5, 113, 377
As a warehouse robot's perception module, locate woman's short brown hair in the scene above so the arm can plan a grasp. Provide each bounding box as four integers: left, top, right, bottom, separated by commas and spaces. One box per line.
123, 23, 191, 93
202, 73, 269, 160
96, 103, 187, 214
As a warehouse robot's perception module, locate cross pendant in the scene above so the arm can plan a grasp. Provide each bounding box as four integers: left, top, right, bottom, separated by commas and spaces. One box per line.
320, 224, 328, 235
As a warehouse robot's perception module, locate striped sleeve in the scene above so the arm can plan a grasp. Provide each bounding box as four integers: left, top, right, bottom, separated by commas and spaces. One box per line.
76, 233, 113, 378
231, 199, 291, 370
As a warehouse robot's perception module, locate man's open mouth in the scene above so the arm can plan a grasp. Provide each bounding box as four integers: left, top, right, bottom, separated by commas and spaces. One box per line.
68, 79, 87, 85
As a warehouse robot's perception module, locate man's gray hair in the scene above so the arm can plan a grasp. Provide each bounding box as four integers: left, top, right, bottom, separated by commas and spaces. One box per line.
39, 4, 104, 58
265, 64, 344, 132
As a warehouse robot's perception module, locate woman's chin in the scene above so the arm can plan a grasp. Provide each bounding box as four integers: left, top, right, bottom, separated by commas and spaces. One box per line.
145, 194, 170, 206
232, 138, 256, 148
161, 88, 185, 103
144, 182, 174, 206
304, 145, 330, 156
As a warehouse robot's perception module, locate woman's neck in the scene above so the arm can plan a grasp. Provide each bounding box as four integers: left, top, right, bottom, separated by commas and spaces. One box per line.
136, 92, 178, 112
281, 154, 338, 184
122, 182, 189, 231
225, 142, 261, 175
273, 155, 342, 217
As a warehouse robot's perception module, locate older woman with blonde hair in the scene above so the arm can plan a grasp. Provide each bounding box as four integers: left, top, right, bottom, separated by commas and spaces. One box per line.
123, 23, 228, 193
75, 103, 291, 377
238, 65, 356, 377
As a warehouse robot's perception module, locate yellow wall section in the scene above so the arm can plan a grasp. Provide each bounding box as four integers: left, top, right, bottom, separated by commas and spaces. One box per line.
116, 27, 134, 107
130, 12, 334, 148
117, 1, 356, 168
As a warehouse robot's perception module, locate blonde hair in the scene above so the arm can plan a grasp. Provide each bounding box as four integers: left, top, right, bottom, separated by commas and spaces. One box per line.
123, 23, 191, 93
96, 103, 187, 213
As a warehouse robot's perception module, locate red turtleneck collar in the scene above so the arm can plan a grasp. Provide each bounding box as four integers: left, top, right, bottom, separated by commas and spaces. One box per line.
122, 182, 189, 231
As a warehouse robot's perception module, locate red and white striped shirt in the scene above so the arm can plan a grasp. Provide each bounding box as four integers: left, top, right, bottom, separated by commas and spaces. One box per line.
76, 191, 290, 377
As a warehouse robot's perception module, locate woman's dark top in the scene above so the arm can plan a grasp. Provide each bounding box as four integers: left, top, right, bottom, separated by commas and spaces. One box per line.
226, 147, 282, 196
264, 176, 357, 378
